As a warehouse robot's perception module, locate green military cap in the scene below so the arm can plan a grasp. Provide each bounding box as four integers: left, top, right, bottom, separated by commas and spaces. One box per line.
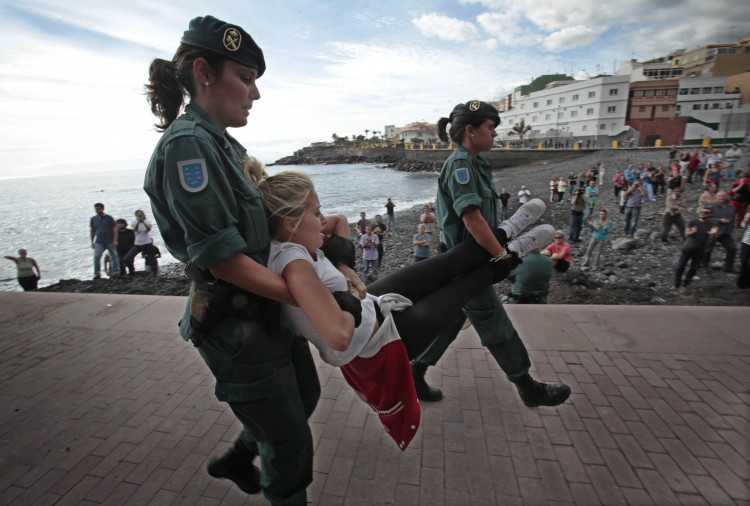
449, 100, 500, 127
181, 15, 266, 77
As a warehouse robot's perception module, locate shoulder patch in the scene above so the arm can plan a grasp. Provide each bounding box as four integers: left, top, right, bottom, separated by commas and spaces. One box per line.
455, 167, 471, 185
177, 158, 208, 193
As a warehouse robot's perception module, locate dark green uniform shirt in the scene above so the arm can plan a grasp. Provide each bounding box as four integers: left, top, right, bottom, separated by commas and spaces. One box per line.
144, 102, 269, 271
436, 145, 499, 248
508, 251, 552, 295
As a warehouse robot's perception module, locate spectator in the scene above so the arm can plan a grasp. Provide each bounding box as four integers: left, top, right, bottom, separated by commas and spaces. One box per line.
4, 248, 40, 291
115, 219, 135, 275
597, 163, 606, 186
359, 225, 380, 279
556, 177, 567, 203
568, 186, 586, 242
697, 183, 718, 213
384, 198, 396, 229
582, 180, 599, 224
652, 165, 666, 196
686, 150, 700, 184
90, 202, 119, 279
623, 181, 647, 238
121, 210, 157, 272
661, 188, 687, 244
143, 244, 161, 275
419, 205, 436, 235
612, 168, 627, 204
541, 231, 571, 272
728, 171, 750, 226
581, 210, 612, 270
505, 246, 552, 304
567, 171, 578, 197
498, 187, 511, 221
641, 163, 656, 202
673, 208, 718, 288
704, 164, 722, 190
725, 144, 742, 182
704, 192, 737, 272
372, 214, 388, 270
518, 185, 531, 205
548, 177, 557, 202
412, 224, 431, 262
356, 211, 370, 236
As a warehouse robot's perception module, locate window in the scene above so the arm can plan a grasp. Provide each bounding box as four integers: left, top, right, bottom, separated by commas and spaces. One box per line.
701, 87, 712, 94
532, 116, 538, 121
690, 88, 700, 94
679, 88, 688, 95
726, 103, 733, 109
586, 108, 594, 115
545, 114, 551, 120
588, 91, 596, 98
704, 104, 709, 110
713, 87, 723, 93
572, 94, 579, 101
655, 89, 666, 96
676, 105, 681, 112
668, 89, 678, 96
638, 106, 646, 112
607, 106, 616, 113
633, 90, 644, 97
599, 124, 606, 129
692, 104, 701, 110
662, 105, 670, 112
559, 97, 565, 103
711, 103, 719, 109
582, 125, 587, 131
520, 103, 525, 109
609, 89, 618, 96
533, 102, 539, 108
570, 110, 578, 117
546, 99, 552, 105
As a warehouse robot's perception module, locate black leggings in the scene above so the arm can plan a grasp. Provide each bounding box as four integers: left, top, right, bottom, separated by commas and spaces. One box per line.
366, 230, 507, 358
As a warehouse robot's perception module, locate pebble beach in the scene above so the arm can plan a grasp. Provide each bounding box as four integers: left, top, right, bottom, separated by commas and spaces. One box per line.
41, 148, 750, 306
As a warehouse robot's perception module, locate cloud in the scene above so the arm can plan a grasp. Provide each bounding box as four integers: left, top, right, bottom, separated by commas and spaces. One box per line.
476, 11, 541, 46
412, 13, 478, 42
543, 26, 600, 52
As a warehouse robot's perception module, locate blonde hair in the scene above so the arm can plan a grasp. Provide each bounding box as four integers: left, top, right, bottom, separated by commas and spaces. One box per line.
254, 170, 316, 238
242, 156, 268, 185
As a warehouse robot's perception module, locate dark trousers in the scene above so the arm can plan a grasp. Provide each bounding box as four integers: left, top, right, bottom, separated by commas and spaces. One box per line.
568, 213, 583, 242
702, 234, 737, 271
739, 242, 750, 288
624, 206, 642, 236
661, 213, 685, 242
674, 248, 704, 287
117, 249, 135, 275
18, 275, 39, 291
122, 243, 156, 271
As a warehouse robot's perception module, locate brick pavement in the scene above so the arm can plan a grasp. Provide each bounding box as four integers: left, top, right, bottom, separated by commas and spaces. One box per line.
0, 293, 748, 505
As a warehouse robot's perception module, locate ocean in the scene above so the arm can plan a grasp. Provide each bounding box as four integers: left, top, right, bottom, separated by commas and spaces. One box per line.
0, 164, 438, 291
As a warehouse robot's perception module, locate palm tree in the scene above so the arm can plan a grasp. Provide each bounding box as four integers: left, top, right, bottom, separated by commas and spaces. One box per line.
508, 119, 532, 146
365, 129, 370, 139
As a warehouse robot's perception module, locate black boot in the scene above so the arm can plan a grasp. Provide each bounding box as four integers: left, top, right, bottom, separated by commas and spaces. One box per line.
207, 438, 261, 494
511, 374, 571, 408
410, 361, 443, 402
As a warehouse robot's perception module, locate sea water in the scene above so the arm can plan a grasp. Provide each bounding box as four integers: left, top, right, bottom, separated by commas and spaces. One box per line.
0, 164, 438, 291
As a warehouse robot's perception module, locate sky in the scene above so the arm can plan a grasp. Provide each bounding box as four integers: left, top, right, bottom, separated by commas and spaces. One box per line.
1, 0, 748, 178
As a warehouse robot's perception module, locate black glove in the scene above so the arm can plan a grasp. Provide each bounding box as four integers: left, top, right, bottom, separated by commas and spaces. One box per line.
492, 252, 522, 283
332, 291, 362, 327
321, 236, 356, 269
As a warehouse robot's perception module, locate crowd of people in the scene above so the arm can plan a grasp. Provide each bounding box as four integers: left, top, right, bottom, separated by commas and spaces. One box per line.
90, 203, 161, 279
500, 145, 748, 295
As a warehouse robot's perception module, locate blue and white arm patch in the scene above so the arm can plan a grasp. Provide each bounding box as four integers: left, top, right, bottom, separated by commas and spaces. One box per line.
455, 167, 471, 185
177, 158, 208, 193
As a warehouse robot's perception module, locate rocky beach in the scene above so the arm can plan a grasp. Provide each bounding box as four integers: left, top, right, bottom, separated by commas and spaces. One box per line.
41, 148, 749, 306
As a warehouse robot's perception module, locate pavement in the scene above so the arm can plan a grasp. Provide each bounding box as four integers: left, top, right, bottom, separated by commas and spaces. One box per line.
0, 291, 748, 506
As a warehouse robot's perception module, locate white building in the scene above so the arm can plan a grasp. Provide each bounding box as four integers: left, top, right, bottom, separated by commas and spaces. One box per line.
498, 75, 631, 146
676, 77, 744, 143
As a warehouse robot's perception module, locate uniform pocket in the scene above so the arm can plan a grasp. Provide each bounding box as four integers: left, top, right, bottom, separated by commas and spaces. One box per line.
231, 182, 270, 257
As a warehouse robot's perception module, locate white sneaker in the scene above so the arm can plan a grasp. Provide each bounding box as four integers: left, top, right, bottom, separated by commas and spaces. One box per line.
499, 199, 546, 239
506, 225, 555, 257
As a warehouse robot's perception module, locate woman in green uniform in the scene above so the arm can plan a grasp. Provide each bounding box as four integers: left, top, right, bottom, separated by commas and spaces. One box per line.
143, 16, 318, 506
410, 100, 571, 408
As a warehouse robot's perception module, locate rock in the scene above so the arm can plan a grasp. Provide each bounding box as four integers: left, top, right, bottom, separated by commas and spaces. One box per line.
611, 237, 638, 250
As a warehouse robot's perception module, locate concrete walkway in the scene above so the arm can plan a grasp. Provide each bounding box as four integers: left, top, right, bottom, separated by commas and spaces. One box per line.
0, 292, 748, 505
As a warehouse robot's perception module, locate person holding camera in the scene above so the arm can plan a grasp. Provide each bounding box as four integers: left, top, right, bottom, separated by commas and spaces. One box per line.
623, 180, 648, 238
121, 210, 157, 272
568, 186, 586, 242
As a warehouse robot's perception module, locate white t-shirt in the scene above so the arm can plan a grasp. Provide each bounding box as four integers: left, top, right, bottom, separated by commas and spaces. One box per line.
131, 220, 153, 245
268, 241, 414, 367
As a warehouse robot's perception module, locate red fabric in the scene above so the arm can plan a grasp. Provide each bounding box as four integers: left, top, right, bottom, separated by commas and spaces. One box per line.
340, 340, 421, 450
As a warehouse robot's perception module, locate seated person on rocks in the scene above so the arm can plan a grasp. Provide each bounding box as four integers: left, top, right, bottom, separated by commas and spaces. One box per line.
541, 230, 572, 272
505, 246, 552, 304
252, 169, 553, 449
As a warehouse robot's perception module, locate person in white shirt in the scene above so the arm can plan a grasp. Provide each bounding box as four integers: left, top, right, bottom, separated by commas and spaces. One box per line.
518, 185, 531, 205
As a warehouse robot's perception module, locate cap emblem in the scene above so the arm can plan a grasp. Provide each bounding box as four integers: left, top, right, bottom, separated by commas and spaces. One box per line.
223, 28, 241, 51
469, 100, 480, 111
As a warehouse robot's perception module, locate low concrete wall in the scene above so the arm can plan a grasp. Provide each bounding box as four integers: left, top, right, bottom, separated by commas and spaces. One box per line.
404, 148, 593, 169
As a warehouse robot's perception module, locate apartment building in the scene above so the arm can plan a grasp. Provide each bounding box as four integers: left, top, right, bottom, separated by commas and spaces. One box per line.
498, 74, 631, 145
